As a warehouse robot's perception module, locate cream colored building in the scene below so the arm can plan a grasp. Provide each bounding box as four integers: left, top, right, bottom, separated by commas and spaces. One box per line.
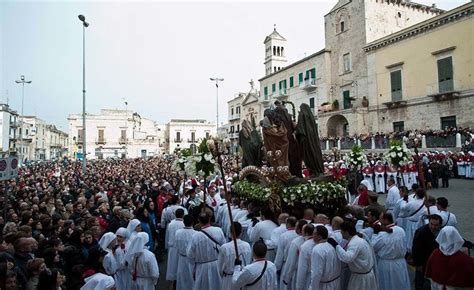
365, 2, 474, 132
258, 0, 444, 137
68, 109, 164, 159
165, 119, 216, 154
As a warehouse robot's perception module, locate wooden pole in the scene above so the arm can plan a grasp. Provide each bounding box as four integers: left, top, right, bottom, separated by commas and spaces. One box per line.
216, 141, 240, 261
414, 143, 430, 215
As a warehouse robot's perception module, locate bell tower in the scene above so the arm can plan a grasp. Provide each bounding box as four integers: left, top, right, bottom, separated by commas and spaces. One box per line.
264, 25, 287, 76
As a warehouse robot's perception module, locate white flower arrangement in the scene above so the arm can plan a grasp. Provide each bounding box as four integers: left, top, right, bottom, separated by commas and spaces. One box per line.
233, 180, 346, 206
344, 145, 367, 170
384, 140, 413, 166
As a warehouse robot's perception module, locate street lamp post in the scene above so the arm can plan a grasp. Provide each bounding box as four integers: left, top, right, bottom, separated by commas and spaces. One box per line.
78, 14, 89, 174
210, 77, 224, 135
15, 75, 32, 166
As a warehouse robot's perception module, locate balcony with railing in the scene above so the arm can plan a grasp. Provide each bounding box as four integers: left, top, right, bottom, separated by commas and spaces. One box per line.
261, 94, 272, 104
229, 114, 241, 121
75, 137, 84, 144
10, 120, 20, 128
276, 89, 288, 100
300, 78, 316, 90
187, 138, 197, 143
95, 138, 106, 145
174, 138, 183, 143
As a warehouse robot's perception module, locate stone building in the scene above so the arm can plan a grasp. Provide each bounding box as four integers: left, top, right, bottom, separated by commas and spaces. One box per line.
68, 109, 164, 159
365, 2, 474, 132
0, 103, 19, 155
258, 0, 447, 137
165, 119, 215, 154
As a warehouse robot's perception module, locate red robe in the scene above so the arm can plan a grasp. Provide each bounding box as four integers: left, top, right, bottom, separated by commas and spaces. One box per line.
357, 188, 369, 206
425, 249, 474, 288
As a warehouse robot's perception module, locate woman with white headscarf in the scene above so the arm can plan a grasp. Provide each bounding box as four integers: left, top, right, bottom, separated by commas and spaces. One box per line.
99, 232, 118, 276
112, 227, 132, 290
80, 272, 115, 290
126, 219, 142, 241
126, 232, 159, 290
425, 226, 474, 290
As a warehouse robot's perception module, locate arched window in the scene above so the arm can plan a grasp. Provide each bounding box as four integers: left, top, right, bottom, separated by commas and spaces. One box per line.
277, 47, 280, 56
273, 46, 276, 56
281, 47, 284, 56
336, 8, 349, 34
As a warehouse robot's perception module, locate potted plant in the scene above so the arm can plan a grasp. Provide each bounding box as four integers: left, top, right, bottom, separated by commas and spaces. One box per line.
332, 99, 339, 110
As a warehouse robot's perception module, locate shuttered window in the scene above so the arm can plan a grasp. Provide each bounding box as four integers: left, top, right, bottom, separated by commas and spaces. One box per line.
299, 73, 304, 84
272, 83, 276, 93
264, 86, 268, 97
289, 76, 294, 87
343, 90, 351, 109
390, 70, 402, 101
437, 57, 453, 92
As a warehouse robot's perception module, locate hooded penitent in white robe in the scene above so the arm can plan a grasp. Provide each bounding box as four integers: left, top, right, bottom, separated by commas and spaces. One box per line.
165, 218, 185, 281
295, 239, 316, 290
232, 260, 278, 290
335, 235, 377, 290
126, 232, 160, 290
310, 242, 341, 290
175, 227, 197, 290
99, 232, 118, 277
218, 239, 252, 290
114, 228, 132, 290
187, 226, 226, 290
274, 229, 298, 290
398, 197, 425, 252
371, 225, 410, 290
127, 219, 141, 241
80, 273, 115, 290
281, 235, 305, 290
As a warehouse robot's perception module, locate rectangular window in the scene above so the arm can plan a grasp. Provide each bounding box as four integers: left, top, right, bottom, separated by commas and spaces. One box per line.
309, 97, 315, 113
264, 87, 268, 97
121, 129, 126, 139
191, 132, 195, 142
310, 68, 316, 79
78, 129, 83, 142
272, 83, 276, 93
343, 53, 351, 72
98, 129, 104, 143
236, 106, 240, 114
289, 76, 294, 87
230, 126, 234, 133
440, 116, 456, 129
236, 124, 240, 132
393, 121, 404, 132
437, 56, 453, 92
205, 132, 210, 139
343, 90, 351, 109
298, 73, 304, 84
176, 132, 181, 142
390, 70, 403, 101
231, 108, 234, 115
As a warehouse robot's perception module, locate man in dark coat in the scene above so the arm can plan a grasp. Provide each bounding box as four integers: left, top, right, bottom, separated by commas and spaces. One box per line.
295, 103, 324, 176
412, 214, 442, 290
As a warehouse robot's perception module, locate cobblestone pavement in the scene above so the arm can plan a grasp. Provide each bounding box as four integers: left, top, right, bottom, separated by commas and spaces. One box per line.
156, 178, 474, 289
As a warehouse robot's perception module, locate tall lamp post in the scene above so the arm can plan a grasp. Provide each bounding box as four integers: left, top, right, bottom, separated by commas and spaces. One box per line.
210, 77, 224, 135
78, 14, 89, 174
15, 75, 32, 165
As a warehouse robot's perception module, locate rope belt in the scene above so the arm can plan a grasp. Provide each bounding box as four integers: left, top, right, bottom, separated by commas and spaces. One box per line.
352, 268, 373, 275
321, 275, 340, 283
196, 259, 217, 265
222, 271, 233, 277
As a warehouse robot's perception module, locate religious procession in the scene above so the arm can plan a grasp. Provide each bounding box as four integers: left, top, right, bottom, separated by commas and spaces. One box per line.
0, 100, 473, 290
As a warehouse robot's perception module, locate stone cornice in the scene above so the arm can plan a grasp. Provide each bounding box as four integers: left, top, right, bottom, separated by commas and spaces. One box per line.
364, 3, 473, 52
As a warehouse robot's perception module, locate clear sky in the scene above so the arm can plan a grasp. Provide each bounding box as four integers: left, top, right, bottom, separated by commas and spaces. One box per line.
0, 0, 468, 130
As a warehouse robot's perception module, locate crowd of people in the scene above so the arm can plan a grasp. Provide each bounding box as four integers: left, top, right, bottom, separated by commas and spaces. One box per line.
0, 148, 473, 290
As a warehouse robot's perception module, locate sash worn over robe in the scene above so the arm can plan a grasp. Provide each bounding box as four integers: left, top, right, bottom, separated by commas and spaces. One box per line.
232, 260, 278, 290
218, 239, 252, 290
310, 242, 341, 290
